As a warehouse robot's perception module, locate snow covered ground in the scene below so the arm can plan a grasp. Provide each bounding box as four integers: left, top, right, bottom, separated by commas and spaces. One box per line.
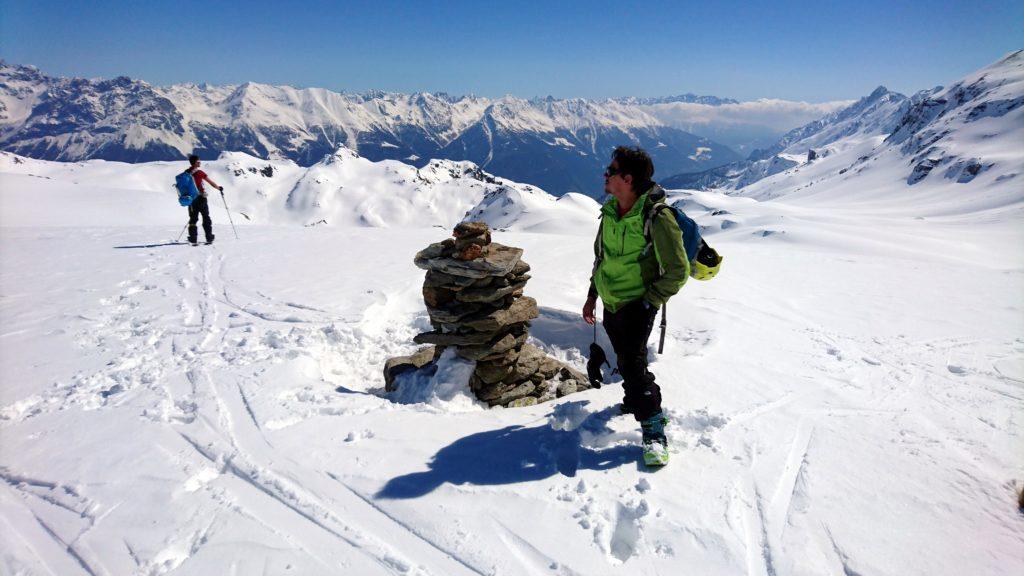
0, 150, 1022, 575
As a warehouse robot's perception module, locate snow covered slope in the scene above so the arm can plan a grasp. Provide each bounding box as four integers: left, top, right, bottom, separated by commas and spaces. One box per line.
1, 116, 1022, 575
663, 86, 910, 191
0, 148, 599, 231
735, 50, 1024, 218
666, 50, 1024, 198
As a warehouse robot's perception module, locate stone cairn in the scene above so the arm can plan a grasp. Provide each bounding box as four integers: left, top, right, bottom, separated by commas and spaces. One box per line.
384, 222, 589, 407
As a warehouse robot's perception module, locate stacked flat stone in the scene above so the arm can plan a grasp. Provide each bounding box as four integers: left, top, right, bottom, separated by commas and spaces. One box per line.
384, 222, 589, 407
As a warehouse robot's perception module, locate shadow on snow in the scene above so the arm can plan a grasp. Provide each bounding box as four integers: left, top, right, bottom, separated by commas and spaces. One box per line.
113, 242, 188, 249
376, 405, 636, 499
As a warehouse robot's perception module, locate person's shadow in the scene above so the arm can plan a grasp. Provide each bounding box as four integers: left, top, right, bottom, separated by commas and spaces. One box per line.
376, 405, 636, 499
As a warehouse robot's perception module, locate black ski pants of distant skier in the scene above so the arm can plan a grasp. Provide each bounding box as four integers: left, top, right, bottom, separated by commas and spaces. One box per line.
188, 195, 213, 244
603, 298, 662, 421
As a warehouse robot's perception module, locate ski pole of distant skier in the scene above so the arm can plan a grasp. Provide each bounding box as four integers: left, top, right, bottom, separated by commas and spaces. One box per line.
176, 223, 188, 243
219, 188, 239, 239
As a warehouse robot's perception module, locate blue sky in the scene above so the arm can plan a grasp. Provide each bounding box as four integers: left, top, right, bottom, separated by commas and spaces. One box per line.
1, 0, 1021, 101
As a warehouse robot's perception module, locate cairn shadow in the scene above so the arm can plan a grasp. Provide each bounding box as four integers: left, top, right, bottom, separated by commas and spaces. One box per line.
376, 405, 635, 499
531, 305, 624, 385
530, 306, 615, 362
114, 242, 188, 249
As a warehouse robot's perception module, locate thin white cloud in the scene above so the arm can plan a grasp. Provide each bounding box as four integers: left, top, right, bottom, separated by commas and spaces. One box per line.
640, 99, 855, 132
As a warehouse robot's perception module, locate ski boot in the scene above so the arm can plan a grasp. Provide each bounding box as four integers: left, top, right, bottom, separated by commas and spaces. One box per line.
205, 234, 215, 245
640, 412, 670, 467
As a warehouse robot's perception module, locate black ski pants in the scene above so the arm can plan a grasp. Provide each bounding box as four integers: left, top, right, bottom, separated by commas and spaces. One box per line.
603, 298, 662, 421
188, 196, 213, 243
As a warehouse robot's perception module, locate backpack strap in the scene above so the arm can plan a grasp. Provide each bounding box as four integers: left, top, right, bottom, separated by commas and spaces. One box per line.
642, 203, 673, 270
588, 213, 604, 298
642, 203, 673, 355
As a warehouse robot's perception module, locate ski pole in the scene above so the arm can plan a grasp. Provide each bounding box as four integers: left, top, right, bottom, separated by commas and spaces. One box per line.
176, 223, 188, 243
219, 188, 239, 239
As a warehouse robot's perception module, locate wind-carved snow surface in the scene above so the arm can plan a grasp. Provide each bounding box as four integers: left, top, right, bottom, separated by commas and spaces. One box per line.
1, 57, 1023, 576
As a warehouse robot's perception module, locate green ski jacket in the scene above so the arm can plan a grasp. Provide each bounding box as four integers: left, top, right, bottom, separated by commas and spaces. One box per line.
588, 185, 689, 313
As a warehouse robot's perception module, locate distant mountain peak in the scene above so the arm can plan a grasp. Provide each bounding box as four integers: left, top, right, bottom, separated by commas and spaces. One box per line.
0, 62, 742, 196
866, 86, 892, 99
616, 94, 740, 106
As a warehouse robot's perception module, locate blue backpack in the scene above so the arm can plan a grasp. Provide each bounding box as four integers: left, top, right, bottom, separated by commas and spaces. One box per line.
642, 203, 721, 281
175, 170, 200, 206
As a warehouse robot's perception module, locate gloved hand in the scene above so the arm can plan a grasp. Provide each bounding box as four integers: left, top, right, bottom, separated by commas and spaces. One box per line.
219, 186, 224, 192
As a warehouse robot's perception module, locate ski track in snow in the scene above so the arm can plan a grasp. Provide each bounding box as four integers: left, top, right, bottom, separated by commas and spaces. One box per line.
0, 220, 1021, 574
0, 241, 493, 575
160, 251, 481, 575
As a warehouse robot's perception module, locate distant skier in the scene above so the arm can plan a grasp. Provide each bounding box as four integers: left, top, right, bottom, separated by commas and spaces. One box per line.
185, 154, 223, 246
582, 146, 688, 466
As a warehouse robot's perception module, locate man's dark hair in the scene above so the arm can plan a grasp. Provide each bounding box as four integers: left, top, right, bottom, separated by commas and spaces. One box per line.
188, 154, 200, 166
611, 146, 654, 193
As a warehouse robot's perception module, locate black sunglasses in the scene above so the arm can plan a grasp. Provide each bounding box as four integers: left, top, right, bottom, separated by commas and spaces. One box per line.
604, 165, 621, 178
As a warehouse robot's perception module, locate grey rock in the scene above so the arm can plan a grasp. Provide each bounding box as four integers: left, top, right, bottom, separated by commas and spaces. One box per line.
556, 380, 578, 397
514, 344, 545, 376
454, 232, 491, 250
495, 382, 537, 405
384, 346, 436, 392
455, 281, 527, 304
454, 221, 490, 239
454, 332, 526, 361
425, 301, 487, 324
506, 396, 538, 408
413, 243, 523, 279
477, 381, 515, 402
475, 361, 515, 384
559, 365, 588, 384
413, 329, 494, 346
422, 285, 457, 308
415, 240, 454, 262
537, 356, 563, 379
537, 383, 558, 403
461, 296, 538, 332
478, 344, 518, 364
423, 270, 477, 289
501, 365, 534, 385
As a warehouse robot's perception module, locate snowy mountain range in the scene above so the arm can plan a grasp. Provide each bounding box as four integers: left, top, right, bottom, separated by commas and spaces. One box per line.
662, 50, 1024, 197
0, 62, 746, 197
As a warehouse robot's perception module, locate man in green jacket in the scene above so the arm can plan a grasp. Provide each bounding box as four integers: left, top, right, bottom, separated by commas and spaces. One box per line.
583, 146, 688, 465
